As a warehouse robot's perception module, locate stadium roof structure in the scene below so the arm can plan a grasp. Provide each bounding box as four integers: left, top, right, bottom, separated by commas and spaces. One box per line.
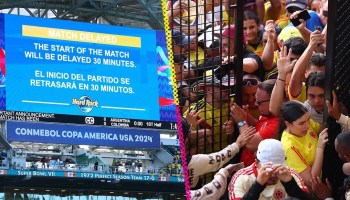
0, 0, 164, 29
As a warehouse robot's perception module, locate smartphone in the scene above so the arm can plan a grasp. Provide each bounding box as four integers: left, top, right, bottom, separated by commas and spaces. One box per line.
291, 10, 311, 27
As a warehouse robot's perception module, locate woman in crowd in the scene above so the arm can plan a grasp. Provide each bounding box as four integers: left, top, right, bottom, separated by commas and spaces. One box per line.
244, 10, 264, 58
279, 100, 328, 190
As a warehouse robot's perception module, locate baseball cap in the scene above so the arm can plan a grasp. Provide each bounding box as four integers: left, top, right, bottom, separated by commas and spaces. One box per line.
203, 68, 235, 86
256, 139, 286, 166
222, 25, 247, 44
286, 0, 307, 9
277, 26, 302, 42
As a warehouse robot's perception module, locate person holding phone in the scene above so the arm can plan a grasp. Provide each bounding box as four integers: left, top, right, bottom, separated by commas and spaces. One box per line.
285, 0, 324, 32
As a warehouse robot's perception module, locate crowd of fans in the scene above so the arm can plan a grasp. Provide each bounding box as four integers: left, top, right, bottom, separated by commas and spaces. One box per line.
167, 0, 350, 199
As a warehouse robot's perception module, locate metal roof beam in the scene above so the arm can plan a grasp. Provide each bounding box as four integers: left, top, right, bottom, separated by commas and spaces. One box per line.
137, 0, 163, 29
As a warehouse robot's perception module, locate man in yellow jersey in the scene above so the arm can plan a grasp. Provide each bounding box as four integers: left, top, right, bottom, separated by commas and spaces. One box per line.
185, 68, 235, 154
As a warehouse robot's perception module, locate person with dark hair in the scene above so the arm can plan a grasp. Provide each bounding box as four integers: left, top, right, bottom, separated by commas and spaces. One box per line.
335, 132, 350, 165
335, 132, 350, 200
185, 69, 236, 155
230, 79, 280, 166
243, 10, 264, 57
279, 100, 328, 190
205, 24, 264, 81
303, 71, 325, 123
283, 37, 308, 59
308, 52, 326, 74
288, 29, 326, 123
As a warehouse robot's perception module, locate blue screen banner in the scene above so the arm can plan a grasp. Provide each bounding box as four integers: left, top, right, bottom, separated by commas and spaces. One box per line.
0, 14, 176, 123
6, 120, 160, 149
0, 169, 184, 183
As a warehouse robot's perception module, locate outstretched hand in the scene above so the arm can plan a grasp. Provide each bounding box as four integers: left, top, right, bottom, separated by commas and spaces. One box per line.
230, 103, 248, 123
311, 177, 332, 199
277, 46, 296, 76
318, 128, 329, 149
236, 126, 255, 148
186, 109, 204, 126
326, 90, 341, 120
225, 162, 245, 175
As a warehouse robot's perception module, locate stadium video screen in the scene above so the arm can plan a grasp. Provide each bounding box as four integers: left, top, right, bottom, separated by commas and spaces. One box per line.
0, 14, 177, 130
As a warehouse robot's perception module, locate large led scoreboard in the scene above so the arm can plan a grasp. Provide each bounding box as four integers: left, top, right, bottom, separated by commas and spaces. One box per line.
0, 14, 177, 130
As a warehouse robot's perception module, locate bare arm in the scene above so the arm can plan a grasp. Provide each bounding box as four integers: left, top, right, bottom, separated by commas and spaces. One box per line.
289, 30, 325, 97
299, 128, 328, 188
267, 0, 281, 21
261, 20, 276, 71
255, 0, 265, 25
243, 58, 259, 73
269, 46, 295, 117
244, 133, 263, 152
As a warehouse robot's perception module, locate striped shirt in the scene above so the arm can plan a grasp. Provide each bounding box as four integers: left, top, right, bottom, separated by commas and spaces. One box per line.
228, 163, 308, 200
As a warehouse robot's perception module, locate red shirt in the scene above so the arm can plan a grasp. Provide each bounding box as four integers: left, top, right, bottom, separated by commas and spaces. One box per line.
240, 116, 280, 166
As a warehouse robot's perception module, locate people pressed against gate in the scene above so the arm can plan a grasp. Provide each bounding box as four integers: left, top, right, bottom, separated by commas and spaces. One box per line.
279, 100, 328, 190
335, 132, 350, 200
220, 25, 265, 81
184, 69, 236, 155
181, 116, 255, 199
166, 0, 348, 199
230, 79, 280, 167
242, 74, 261, 120
228, 139, 310, 200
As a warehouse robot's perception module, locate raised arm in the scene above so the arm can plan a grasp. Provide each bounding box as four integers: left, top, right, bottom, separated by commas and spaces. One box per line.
191, 163, 244, 200
261, 20, 276, 71
289, 30, 325, 98
269, 46, 296, 117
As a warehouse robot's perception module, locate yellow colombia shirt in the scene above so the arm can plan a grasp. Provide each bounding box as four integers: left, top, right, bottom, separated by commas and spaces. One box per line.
288, 82, 307, 103
185, 98, 231, 153
281, 119, 321, 173
246, 43, 264, 58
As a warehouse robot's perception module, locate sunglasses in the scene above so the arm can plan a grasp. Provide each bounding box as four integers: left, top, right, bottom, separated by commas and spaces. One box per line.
286, 6, 302, 14
243, 78, 259, 87
256, 98, 270, 105
322, 10, 328, 17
